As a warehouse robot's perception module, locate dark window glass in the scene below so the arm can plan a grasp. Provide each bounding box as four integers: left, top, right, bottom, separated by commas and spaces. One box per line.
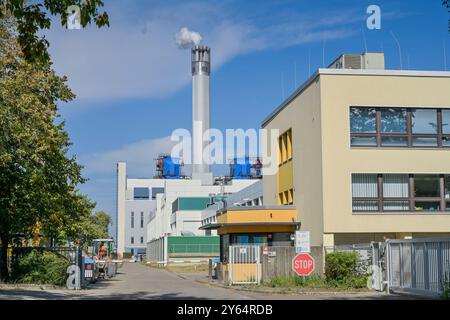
442, 110, 450, 134
152, 187, 165, 199
134, 187, 149, 200
414, 175, 440, 197
140, 212, 144, 228
381, 136, 408, 147
131, 212, 134, 228
351, 136, 377, 146
140, 237, 144, 244
350, 108, 376, 133
442, 136, 450, 147
131, 237, 134, 244
381, 108, 407, 133
414, 201, 440, 212
444, 175, 450, 200
412, 109, 438, 134
412, 137, 438, 147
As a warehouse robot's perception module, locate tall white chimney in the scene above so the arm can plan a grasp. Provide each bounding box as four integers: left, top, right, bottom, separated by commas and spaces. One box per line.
191, 45, 213, 185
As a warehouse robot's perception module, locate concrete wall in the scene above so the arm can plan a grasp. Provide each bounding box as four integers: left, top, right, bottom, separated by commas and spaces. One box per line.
263, 77, 325, 247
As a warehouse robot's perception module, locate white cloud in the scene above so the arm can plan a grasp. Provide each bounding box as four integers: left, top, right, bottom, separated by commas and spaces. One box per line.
80, 136, 175, 177
44, 1, 360, 103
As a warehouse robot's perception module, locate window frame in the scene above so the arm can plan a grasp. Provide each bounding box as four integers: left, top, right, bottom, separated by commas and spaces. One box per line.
350, 107, 448, 148
352, 173, 450, 213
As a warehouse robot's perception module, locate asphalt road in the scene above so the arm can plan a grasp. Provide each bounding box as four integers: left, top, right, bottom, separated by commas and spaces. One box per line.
0, 263, 412, 300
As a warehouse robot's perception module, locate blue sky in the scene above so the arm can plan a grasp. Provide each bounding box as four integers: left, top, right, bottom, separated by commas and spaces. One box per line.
43, 0, 449, 231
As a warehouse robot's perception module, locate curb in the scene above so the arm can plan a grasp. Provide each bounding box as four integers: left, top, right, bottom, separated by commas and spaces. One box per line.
0, 284, 66, 291
194, 279, 373, 296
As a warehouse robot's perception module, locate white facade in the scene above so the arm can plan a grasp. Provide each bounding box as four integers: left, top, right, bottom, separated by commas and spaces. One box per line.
116, 162, 165, 255
117, 161, 259, 255
200, 179, 263, 228
147, 179, 258, 243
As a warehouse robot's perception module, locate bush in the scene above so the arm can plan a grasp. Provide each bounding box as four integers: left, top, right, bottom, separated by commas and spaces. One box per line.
11, 250, 70, 286
325, 251, 368, 288
325, 251, 359, 282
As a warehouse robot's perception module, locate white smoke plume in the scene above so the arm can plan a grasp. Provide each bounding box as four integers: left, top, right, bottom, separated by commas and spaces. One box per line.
175, 27, 202, 49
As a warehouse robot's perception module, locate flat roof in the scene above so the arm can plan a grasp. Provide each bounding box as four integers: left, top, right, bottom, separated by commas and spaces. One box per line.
199, 221, 301, 230
261, 68, 450, 128
217, 205, 296, 214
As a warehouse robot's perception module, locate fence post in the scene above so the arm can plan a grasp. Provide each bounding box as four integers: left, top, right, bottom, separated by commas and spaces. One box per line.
424, 242, 430, 291
437, 241, 443, 292
386, 242, 391, 294
228, 246, 233, 286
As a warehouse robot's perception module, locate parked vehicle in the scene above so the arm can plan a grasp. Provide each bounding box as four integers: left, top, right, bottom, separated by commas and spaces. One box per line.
90, 239, 122, 279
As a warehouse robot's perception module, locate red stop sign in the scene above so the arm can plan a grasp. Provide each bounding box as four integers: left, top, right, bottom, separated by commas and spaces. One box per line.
292, 253, 315, 276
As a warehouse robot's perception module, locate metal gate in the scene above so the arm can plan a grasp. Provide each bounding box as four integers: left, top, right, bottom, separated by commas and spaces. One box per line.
228, 245, 261, 285
385, 238, 450, 297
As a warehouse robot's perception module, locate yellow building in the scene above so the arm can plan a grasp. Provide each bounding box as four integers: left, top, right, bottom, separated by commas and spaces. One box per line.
262, 53, 450, 250
200, 206, 298, 260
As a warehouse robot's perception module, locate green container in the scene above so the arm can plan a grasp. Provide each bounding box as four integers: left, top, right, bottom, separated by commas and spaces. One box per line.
172, 197, 212, 212
168, 236, 220, 254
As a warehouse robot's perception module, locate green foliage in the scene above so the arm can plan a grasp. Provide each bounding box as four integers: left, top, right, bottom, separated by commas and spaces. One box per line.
11, 250, 69, 286
264, 274, 368, 290
441, 271, 450, 299
80, 211, 112, 246
0, 13, 95, 279
265, 276, 329, 288
325, 251, 360, 282
0, 0, 109, 64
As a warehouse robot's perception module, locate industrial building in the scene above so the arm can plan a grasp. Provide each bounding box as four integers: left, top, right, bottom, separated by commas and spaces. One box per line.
261, 52, 450, 253
116, 44, 263, 261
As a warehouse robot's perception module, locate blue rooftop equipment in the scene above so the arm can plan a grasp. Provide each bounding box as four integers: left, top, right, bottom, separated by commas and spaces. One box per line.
155, 154, 183, 179
230, 157, 251, 179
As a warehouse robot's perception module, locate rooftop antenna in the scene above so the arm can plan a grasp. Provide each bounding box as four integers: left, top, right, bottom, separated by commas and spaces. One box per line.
444, 39, 448, 71
308, 47, 311, 76
281, 73, 285, 101
390, 30, 403, 70
294, 61, 297, 89
322, 33, 327, 67
362, 25, 368, 52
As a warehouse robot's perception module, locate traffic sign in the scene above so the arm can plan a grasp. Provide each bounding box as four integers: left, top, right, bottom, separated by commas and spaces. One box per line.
295, 231, 310, 253
292, 253, 315, 276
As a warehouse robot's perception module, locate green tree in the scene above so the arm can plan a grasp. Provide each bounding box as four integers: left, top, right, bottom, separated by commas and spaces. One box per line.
0, 15, 92, 280
0, 0, 109, 64
81, 211, 112, 245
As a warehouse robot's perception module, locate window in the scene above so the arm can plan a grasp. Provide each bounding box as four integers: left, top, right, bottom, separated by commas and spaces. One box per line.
278, 129, 292, 165
414, 174, 441, 211
353, 173, 450, 213
140, 212, 144, 228
131, 237, 134, 244
140, 237, 144, 244
411, 109, 438, 147
152, 187, 165, 199
380, 108, 408, 146
350, 107, 450, 148
278, 188, 294, 205
131, 211, 134, 228
134, 187, 149, 200
350, 108, 377, 146
382, 174, 409, 211
351, 174, 379, 211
